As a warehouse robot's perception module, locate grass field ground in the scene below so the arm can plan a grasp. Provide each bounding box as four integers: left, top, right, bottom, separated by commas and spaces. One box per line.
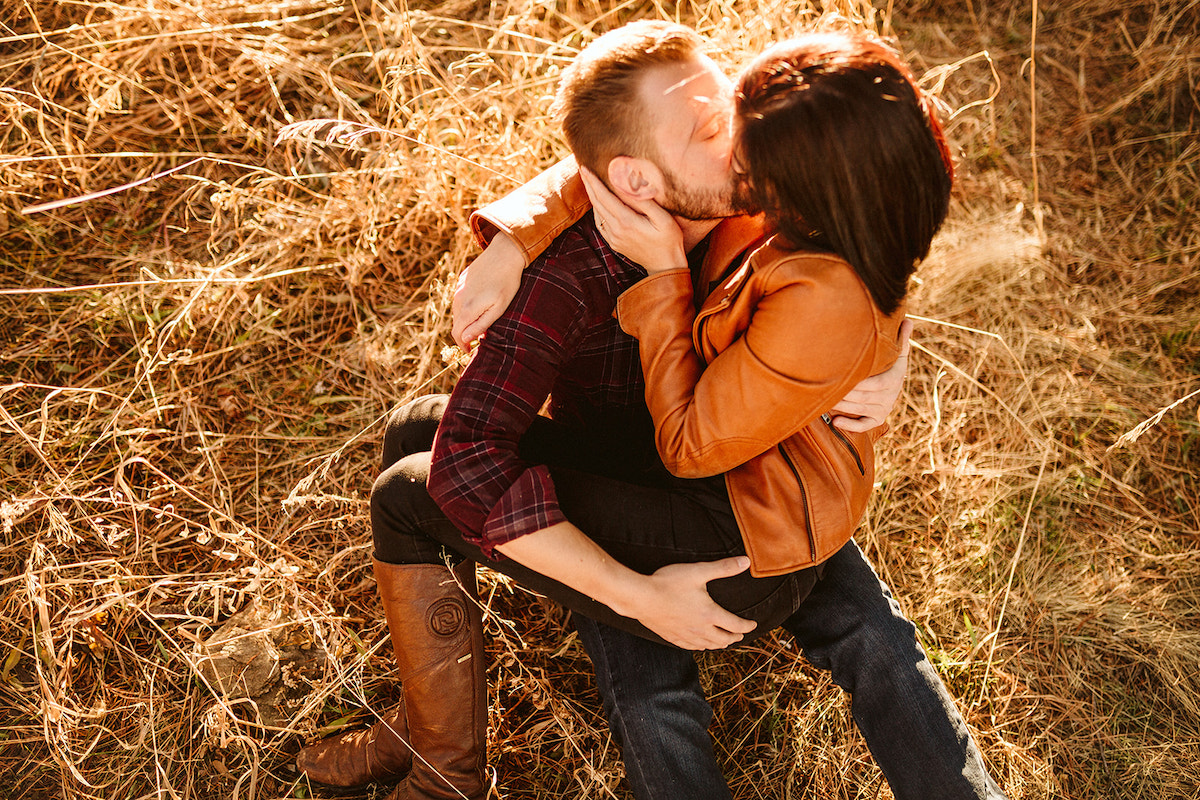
1, 1, 1197, 798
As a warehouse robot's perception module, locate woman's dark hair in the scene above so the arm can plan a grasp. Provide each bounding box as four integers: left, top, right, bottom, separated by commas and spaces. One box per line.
736, 32, 954, 315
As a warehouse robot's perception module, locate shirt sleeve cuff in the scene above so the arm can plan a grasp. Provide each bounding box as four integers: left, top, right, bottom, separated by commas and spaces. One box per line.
477, 464, 567, 558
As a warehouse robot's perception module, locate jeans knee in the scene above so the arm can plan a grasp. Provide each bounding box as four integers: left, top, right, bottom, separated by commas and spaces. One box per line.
370, 458, 444, 564
791, 591, 924, 687
381, 394, 448, 469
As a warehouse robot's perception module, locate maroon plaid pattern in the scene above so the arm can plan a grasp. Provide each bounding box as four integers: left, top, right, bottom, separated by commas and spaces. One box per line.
428, 215, 650, 556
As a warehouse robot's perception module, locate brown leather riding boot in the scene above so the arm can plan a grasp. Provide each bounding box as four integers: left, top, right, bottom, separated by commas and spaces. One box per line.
295, 696, 412, 787
377, 559, 489, 800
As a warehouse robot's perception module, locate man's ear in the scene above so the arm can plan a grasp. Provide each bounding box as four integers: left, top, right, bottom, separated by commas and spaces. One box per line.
606, 156, 664, 202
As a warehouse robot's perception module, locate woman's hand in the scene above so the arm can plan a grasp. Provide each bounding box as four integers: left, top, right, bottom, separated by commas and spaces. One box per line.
451, 232, 526, 348
615, 557, 757, 650
580, 167, 687, 274
829, 319, 912, 432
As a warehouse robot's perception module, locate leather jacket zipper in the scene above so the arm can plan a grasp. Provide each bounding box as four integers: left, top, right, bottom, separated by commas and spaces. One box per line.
692, 262, 750, 360
778, 444, 817, 558
822, 413, 865, 475
693, 295, 733, 363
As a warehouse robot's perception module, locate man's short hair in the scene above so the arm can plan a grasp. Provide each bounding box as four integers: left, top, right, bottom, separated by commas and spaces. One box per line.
552, 21, 705, 176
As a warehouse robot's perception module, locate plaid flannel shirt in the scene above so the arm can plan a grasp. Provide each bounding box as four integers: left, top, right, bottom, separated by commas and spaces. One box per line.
427, 215, 654, 557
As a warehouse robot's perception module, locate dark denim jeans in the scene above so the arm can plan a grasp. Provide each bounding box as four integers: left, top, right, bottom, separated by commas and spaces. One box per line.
576, 539, 1008, 800
372, 396, 1006, 799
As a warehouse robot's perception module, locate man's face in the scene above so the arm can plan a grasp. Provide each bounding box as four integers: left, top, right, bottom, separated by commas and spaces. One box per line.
638, 56, 739, 220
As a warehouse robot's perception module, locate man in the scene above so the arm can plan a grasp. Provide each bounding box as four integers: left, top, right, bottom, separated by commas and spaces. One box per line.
298, 20, 1005, 800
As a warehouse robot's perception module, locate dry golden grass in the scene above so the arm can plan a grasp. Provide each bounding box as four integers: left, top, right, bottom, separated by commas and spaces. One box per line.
1, 0, 1197, 798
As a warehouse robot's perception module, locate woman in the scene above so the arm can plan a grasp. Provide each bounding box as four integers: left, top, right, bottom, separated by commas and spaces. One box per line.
588, 30, 953, 573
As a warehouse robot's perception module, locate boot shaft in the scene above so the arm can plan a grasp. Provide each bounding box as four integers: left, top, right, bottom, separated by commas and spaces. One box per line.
374, 559, 488, 800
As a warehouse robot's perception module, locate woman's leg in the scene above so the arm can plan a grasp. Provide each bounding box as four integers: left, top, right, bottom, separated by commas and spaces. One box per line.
371, 442, 743, 800
347, 396, 818, 800
365, 404, 801, 800
374, 453, 816, 644
370, 556, 488, 800
380, 394, 449, 472
371, 396, 819, 643
300, 398, 489, 798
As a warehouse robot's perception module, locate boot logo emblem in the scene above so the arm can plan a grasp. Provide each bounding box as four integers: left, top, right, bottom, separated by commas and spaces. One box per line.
428, 597, 466, 637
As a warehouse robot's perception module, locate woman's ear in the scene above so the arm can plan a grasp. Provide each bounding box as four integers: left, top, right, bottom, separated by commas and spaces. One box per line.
607, 156, 664, 202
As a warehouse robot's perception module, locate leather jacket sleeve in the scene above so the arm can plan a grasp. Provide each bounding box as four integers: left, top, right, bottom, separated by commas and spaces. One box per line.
616, 254, 893, 478
469, 157, 589, 263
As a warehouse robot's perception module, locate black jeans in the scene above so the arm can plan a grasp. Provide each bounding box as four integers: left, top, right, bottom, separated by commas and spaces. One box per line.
369, 395, 820, 645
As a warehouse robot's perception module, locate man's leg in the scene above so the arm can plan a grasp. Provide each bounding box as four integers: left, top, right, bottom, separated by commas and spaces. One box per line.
573, 615, 732, 800
781, 540, 1007, 800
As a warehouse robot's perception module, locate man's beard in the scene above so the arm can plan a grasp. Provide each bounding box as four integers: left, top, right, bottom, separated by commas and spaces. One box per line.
658, 167, 735, 221
659, 166, 759, 221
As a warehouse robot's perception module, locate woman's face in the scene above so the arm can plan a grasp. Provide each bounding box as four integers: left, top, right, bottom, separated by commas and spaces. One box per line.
727, 130, 757, 214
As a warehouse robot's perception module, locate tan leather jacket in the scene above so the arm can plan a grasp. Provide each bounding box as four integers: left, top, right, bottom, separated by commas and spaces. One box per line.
469, 158, 591, 265
616, 219, 903, 575
471, 167, 903, 576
